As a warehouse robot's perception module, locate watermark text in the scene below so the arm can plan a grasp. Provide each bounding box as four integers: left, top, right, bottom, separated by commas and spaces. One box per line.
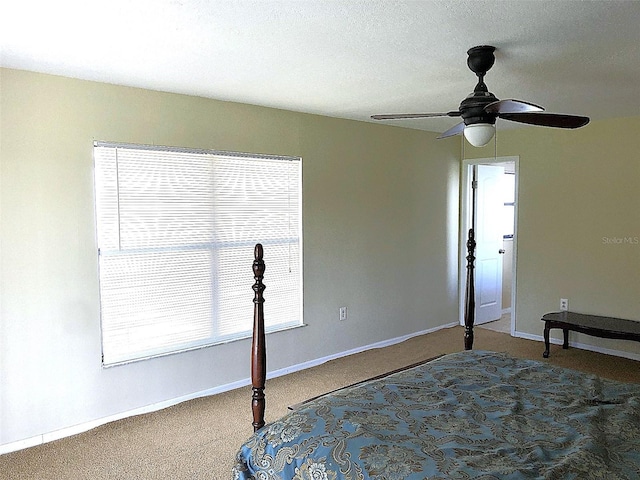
602, 236, 639, 245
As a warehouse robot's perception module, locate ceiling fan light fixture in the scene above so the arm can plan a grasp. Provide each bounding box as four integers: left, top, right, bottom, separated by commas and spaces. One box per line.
463, 123, 495, 147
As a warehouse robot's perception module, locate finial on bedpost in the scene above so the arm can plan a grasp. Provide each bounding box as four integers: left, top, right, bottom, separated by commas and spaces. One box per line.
251, 243, 266, 431
464, 228, 476, 350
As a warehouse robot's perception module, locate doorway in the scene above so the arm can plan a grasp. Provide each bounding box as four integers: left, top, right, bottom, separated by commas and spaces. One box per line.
459, 156, 518, 335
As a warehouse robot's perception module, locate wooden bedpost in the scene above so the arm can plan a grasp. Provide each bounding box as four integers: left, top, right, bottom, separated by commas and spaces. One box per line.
463, 228, 476, 350
464, 164, 478, 350
251, 243, 266, 431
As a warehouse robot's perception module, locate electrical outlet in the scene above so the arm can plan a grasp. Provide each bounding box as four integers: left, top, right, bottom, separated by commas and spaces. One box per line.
560, 298, 568, 311
339, 306, 347, 321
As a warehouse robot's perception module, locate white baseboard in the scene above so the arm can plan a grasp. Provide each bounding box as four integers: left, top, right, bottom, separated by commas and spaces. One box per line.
0, 321, 458, 455
265, 321, 459, 380
0, 377, 251, 455
514, 331, 640, 362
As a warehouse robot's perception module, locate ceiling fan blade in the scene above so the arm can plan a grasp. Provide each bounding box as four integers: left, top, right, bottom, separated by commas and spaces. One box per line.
371, 111, 460, 120
485, 99, 544, 114
499, 112, 590, 129
437, 122, 465, 139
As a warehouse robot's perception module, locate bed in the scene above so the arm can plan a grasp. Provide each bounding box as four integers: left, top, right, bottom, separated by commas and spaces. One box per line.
233, 244, 640, 479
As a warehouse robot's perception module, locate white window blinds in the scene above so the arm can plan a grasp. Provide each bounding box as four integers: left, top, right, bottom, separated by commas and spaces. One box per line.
94, 142, 302, 366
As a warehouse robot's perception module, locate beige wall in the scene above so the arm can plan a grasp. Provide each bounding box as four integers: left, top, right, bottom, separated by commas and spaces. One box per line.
2, 66, 637, 450
468, 117, 640, 354
0, 68, 460, 447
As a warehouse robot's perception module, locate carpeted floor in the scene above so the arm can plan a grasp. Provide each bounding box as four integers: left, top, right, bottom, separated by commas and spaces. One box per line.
477, 312, 512, 334
1, 325, 639, 480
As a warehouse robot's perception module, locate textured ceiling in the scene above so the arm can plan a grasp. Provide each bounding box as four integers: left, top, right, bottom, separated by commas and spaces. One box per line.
1, 0, 639, 134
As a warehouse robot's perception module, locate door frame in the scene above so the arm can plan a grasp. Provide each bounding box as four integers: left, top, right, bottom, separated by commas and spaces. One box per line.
458, 155, 519, 335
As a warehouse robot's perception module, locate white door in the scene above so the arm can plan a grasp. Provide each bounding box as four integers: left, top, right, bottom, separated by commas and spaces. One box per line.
475, 165, 504, 324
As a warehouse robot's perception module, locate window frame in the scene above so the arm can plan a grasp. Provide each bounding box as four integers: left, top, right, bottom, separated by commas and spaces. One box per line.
93, 141, 303, 366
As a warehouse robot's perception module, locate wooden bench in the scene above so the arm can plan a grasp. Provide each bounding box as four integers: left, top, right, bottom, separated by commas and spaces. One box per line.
542, 311, 640, 358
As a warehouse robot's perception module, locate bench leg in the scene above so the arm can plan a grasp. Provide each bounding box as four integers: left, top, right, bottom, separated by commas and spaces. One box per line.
563, 329, 569, 349
543, 322, 551, 358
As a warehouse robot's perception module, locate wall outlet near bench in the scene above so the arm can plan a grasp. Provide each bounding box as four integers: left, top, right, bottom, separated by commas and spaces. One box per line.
560, 298, 569, 311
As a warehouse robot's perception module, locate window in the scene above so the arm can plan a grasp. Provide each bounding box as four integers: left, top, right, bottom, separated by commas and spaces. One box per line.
94, 142, 302, 366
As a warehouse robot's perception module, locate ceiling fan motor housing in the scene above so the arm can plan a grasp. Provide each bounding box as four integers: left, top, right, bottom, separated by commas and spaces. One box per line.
461, 45, 499, 125
460, 91, 498, 125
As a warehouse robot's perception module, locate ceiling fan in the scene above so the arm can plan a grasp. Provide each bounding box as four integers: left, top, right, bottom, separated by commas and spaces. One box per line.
371, 45, 590, 147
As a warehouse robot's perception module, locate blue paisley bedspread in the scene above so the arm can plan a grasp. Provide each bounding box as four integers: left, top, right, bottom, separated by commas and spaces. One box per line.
233, 350, 640, 479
